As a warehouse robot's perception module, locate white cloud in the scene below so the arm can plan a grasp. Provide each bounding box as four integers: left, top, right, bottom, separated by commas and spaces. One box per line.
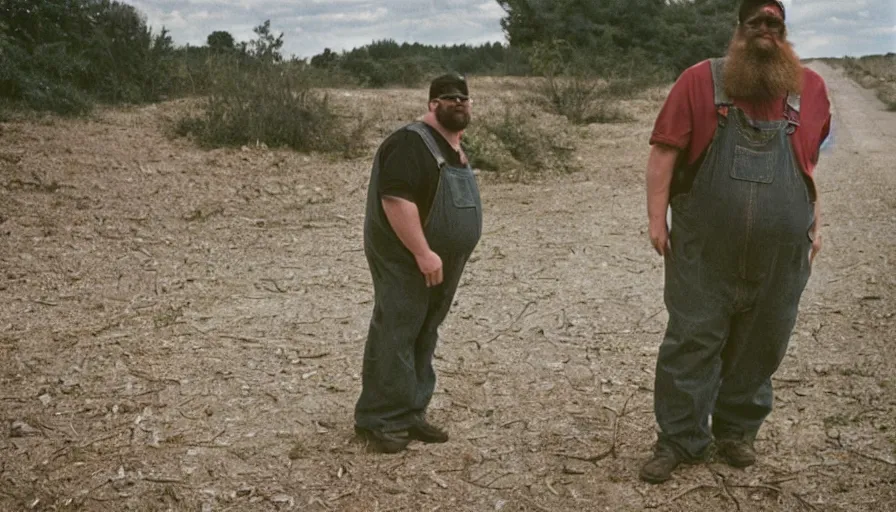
130, 0, 895, 59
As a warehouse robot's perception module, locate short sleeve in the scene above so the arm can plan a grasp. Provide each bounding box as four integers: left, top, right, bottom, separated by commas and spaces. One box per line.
377, 132, 429, 203
650, 67, 698, 151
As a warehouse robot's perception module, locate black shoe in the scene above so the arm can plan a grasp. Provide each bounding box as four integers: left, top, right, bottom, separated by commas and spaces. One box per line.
354, 426, 410, 453
716, 438, 757, 468
408, 421, 449, 443
639, 445, 683, 484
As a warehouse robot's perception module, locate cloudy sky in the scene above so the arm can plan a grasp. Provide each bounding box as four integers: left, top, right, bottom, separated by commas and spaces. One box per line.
130, 0, 895, 60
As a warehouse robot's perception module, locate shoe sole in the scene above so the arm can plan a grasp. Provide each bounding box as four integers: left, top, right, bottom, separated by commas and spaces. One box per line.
639, 472, 672, 484
719, 455, 755, 468
407, 432, 448, 443
354, 427, 410, 453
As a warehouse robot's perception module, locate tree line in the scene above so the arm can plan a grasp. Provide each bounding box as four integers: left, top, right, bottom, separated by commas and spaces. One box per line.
1, 0, 741, 116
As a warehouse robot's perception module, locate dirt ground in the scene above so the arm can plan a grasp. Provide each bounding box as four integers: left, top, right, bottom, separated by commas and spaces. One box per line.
1, 61, 894, 512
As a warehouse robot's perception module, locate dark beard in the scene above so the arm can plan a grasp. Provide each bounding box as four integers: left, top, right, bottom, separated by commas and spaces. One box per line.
723, 27, 803, 100
435, 105, 470, 132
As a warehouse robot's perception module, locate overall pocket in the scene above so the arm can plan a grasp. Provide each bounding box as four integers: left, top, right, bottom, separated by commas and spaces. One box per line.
446, 172, 477, 209
731, 145, 775, 184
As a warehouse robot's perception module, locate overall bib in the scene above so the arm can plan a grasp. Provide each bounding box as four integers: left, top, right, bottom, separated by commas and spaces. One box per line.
355, 122, 482, 432
655, 58, 814, 459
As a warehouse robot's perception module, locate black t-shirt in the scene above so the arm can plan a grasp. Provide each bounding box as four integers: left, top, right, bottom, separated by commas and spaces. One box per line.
376, 124, 465, 223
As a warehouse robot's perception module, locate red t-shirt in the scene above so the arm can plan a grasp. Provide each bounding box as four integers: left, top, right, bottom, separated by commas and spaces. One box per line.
650, 60, 831, 179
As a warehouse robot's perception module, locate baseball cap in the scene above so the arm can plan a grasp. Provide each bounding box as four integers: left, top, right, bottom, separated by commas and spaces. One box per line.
429, 73, 469, 101
738, 0, 785, 23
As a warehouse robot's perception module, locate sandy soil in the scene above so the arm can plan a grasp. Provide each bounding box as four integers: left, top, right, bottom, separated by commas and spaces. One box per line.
1, 61, 894, 512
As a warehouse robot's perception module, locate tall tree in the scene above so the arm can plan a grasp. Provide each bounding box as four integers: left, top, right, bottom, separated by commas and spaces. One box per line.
207, 30, 235, 52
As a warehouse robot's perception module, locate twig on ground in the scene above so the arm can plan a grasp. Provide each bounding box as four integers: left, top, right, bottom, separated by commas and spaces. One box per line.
198, 428, 227, 446
517, 494, 552, 512
258, 279, 287, 293
463, 472, 515, 490
710, 468, 742, 512
731, 483, 783, 494
220, 334, 264, 345
555, 390, 638, 464
794, 493, 818, 511
294, 315, 351, 325
295, 352, 330, 359
143, 476, 184, 484
845, 448, 896, 466
668, 484, 717, 504
472, 300, 536, 348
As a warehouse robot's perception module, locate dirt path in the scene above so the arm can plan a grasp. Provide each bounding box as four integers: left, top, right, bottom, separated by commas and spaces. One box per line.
0, 64, 893, 511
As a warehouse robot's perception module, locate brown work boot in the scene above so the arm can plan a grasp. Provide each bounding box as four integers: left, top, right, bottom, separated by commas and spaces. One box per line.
716, 438, 757, 468
354, 426, 410, 453
639, 445, 683, 484
408, 421, 449, 443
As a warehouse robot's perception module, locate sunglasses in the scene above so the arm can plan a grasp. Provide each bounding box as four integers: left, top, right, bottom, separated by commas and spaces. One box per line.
437, 94, 470, 103
745, 16, 784, 31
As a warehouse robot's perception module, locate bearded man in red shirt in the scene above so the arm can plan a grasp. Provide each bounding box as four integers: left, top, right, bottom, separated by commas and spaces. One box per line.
641, 0, 832, 483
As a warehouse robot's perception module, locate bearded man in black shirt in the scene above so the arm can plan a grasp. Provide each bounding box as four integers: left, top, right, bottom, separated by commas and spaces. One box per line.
354, 74, 483, 453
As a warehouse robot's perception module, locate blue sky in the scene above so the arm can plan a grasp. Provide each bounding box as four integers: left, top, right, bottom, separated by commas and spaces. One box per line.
129, 0, 895, 60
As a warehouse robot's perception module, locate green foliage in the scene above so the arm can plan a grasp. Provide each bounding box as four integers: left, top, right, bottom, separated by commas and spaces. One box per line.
0, 0, 178, 114
463, 107, 577, 175
207, 31, 235, 53
309, 40, 530, 87
247, 20, 284, 64
528, 40, 635, 124
497, 0, 738, 76
175, 57, 367, 156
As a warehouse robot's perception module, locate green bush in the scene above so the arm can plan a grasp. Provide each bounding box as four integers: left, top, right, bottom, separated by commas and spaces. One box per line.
464, 107, 576, 176
175, 59, 367, 156
527, 41, 636, 125
0, 0, 179, 114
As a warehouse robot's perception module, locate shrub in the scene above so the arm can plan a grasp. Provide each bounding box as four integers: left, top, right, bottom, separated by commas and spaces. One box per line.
526, 41, 639, 125
175, 59, 367, 156
463, 106, 577, 176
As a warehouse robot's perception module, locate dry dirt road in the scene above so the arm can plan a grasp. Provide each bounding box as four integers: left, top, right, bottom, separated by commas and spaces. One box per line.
1, 62, 894, 511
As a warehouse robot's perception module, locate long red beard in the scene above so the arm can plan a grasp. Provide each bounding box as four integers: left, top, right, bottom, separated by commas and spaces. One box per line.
723, 27, 803, 100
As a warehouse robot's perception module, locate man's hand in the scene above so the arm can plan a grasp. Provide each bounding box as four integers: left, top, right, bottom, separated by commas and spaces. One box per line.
646, 143, 679, 257
649, 218, 671, 257
810, 231, 822, 264
414, 249, 443, 287
381, 196, 443, 286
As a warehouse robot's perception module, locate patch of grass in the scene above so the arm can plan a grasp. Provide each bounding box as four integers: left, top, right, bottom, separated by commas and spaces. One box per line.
825, 54, 896, 111
175, 59, 369, 157
463, 106, 577, 177
823, 414, 850, 428
536, 75, 635, 125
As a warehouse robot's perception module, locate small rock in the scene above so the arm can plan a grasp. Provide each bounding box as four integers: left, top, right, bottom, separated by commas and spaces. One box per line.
270, 494, 294, 506
38, 394, 52, 406
11, 420, 41, 437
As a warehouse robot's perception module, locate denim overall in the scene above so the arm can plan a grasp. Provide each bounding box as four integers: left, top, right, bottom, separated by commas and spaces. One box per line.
655, 58, 814, 459
355, 122, 483, 432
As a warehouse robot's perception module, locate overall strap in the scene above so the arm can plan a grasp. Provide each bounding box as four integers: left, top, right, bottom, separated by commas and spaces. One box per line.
710, 58, 731, 107
784, 92, 801, 131
405, 122, 446, 169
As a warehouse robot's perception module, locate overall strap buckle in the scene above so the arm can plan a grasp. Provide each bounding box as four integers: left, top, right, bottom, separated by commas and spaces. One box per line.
716, 105, 730, 127
784, 92, 801, 134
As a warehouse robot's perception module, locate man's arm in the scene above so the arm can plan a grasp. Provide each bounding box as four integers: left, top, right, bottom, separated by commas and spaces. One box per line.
381, 196, 443, 287
810, 190, 822, 263
646, 143, 680, 256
